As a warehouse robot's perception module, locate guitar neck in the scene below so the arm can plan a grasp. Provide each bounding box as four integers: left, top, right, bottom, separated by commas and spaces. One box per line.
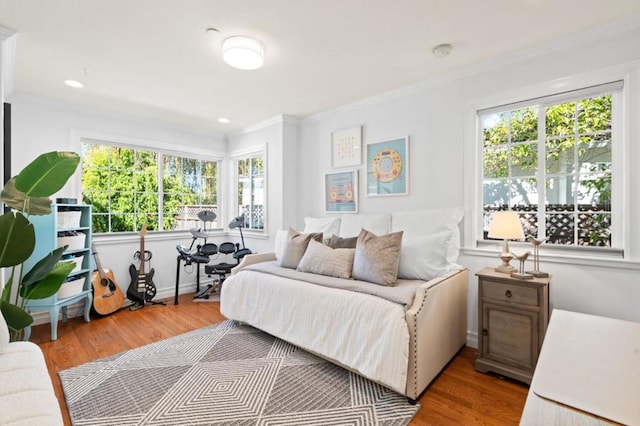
139, 225, 147, 275
91, 242, 106, 280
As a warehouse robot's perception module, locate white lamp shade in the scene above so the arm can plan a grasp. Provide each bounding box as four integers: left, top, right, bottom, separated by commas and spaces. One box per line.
222, 36, 264, 70
488, 211, 525, 240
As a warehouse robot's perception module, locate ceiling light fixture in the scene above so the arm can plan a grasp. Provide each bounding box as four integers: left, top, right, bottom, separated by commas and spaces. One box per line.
432, 43, 453, 58
218, 117, 230, 124
222, 36, 264, 70
64, 79, 84, 88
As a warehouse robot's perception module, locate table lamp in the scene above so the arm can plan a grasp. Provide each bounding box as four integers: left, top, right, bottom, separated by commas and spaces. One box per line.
488, 211, 525, 273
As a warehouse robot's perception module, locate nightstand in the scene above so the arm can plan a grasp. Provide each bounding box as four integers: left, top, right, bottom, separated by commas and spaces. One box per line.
475, 267, 550, 384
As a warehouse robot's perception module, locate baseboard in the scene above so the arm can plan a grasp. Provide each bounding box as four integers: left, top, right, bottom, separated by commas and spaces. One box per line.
467, 330, 478, 349
30, 280, 206, 326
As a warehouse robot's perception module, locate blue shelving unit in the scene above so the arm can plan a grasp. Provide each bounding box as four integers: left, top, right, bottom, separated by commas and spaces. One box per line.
23, 204, 93, 341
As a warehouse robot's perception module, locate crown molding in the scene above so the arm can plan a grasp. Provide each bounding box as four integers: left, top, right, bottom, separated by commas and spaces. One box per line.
232, 114, 299, 136
301, 15, 640, 125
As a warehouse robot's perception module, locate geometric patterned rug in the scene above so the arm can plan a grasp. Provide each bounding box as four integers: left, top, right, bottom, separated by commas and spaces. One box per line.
59, 320, 419, 425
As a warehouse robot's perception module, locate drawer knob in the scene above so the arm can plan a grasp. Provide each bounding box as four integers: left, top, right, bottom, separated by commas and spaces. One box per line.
505, 289, 512, 298
482, 329, 488, 336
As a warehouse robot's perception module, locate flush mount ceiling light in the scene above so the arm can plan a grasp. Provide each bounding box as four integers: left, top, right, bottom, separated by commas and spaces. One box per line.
218, 117, 230, 124
432, 43, 453, 58
222, 35, 264, 70
64, 79, 84, 88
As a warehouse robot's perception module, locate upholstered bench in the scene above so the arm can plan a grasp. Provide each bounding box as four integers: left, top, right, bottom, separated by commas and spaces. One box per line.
0, 313, 63, 425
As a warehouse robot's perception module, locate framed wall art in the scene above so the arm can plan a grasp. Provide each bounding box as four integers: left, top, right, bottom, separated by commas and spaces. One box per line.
331, 125, 362, 168
366, 136, 409, 196
324, 170, 358, 213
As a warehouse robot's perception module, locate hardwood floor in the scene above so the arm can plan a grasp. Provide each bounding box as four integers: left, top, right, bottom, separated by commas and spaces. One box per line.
31, 294, 528, 425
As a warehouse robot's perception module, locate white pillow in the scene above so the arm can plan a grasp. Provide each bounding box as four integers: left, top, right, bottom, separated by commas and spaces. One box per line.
398, 231, 452, 281
391, 208, 464, 264
339, 213, 391, 237
0, 311, 9, 353
297, 240, 355, 279
274, 229, 289, 259
303, 216, 341, 236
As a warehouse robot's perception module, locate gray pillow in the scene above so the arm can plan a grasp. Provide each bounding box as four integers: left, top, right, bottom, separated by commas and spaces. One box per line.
297, 240, 355, 279
326, 234, 358, 249
278, 227, 323, 269
352, 228, 403, 286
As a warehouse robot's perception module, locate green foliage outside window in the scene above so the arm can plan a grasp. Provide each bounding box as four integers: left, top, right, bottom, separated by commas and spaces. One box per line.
82, 144, 218, 233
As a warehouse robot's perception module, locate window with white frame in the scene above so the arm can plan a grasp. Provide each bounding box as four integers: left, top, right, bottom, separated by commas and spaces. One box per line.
480, 81, 622, 249
81, 142, 220, 233
234, 151, 266, 231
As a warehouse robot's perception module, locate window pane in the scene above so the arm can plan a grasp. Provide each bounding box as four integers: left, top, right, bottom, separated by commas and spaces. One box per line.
545, 177, 575, 206
483, 179, 510, 206
546, 213, 575, 245
546, 137, 575, 174
577, 95, 612, 134
578, 173, 611, 206
510, 107, 538, 143
510, 142, 537, 177
510, 178, 537, 206
546, 102, 575, 137
578, 136, 611, 173
577, 212, 611, 247
482, 112, 508, 147
483, 146, 508, 178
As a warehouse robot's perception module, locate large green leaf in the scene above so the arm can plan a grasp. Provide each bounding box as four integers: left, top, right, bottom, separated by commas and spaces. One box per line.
0, 177, 53, 215
0, 300, 33, 333
21, 261, 75, 300
0, 211, 35, 267
21, 246, 67, 286
14, 151, 80, 198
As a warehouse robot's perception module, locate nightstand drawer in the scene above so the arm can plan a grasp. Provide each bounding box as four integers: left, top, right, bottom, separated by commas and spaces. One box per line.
482, 280, 538, 306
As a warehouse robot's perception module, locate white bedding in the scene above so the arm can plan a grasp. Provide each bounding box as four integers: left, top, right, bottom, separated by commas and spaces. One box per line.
220, 269, 410, 394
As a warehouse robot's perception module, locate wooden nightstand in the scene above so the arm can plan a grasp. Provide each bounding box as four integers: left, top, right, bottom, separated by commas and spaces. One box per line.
475, 267, 550, 384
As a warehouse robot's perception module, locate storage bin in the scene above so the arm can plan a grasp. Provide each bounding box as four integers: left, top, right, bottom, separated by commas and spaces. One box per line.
57, 232, 86, 251
57, 277, 85, 299
67, 254, 85, 273
57, 211, 82, 228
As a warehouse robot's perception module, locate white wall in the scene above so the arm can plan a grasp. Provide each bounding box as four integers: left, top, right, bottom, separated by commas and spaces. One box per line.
296, 22, 640, 346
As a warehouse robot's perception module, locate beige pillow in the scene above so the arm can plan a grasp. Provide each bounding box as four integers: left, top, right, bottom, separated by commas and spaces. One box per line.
326, 234, 358, 249
278, 227, 323, 269
297, 240, 355, 279
352, 228, 403, 286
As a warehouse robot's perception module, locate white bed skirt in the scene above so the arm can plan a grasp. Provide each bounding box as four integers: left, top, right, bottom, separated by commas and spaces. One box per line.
220, 270, 410, 394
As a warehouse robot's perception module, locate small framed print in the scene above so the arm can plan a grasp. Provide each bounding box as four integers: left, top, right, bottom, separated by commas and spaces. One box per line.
366, 136, 409, 196
331, 125, 362, 168
324, 170, 358, 213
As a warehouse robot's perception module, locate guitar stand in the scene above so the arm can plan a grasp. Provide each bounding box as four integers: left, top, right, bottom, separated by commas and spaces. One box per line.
130, 299, 166, 311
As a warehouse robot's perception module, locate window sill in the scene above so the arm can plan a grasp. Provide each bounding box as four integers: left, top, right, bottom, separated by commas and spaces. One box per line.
461, 246, 640, 271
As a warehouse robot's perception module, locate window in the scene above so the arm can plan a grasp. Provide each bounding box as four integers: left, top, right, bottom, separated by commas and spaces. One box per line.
480, 82, 622, 248
82, 143, 220, 233
234, 152, 265, 231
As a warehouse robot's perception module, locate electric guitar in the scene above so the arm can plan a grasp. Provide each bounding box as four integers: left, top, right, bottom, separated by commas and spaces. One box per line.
91, 242, 126, 315
126, 224, 157, 306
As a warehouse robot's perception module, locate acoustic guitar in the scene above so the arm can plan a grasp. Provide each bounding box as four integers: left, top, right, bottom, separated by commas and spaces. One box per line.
126, 224, 157, 307
91, 242, 126, 315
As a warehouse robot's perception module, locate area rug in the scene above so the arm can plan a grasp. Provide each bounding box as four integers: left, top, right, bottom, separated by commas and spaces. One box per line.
59, 320, 419, 425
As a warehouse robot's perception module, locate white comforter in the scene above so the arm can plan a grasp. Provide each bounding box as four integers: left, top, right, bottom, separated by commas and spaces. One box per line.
220, 269, 410, 394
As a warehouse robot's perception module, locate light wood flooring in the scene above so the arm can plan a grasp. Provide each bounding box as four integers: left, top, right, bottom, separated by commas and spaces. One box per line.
30, 294, 529, 425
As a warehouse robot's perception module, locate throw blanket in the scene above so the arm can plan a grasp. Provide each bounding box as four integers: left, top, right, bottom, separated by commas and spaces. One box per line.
244, 261, 421, 310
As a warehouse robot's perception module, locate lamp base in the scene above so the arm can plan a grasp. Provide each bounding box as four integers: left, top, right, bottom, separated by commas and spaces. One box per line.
526, 270, 549, 278
495, 264, 517, 274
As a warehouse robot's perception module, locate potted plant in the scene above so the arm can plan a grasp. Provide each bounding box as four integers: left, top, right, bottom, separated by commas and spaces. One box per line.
0, 151, 80, 340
